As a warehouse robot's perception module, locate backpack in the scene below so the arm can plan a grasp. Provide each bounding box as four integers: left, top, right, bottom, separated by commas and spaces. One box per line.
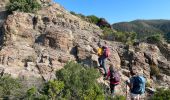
131, 76, 145, 94
103, 46, 110, 57
97, 48, 103, 56
110, 71, 120, 84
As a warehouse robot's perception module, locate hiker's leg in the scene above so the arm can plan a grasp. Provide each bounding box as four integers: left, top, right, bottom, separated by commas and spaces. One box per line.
131, 93, 139, 100
110, 84, 113, 94
102, 58, 107, 75
110, 84, 115, 95
137, 94, 140, 100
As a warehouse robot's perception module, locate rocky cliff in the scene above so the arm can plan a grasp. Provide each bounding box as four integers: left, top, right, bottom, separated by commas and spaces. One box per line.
0, 0, 170, 96
0, 3, 121, 80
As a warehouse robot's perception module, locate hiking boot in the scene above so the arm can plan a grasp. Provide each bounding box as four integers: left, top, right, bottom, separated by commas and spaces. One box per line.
103, 74, 107, 77
111, 92, 115, 97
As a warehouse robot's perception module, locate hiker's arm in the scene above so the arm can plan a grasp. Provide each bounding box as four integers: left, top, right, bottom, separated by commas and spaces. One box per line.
130, 83, 133, 90
126, 80, 130, 87
125, 80, 132, 88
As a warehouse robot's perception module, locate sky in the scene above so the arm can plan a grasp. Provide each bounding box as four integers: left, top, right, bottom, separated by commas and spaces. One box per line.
54, 0, 170, 24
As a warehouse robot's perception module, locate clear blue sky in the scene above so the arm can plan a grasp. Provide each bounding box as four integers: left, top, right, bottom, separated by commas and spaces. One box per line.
54, 0, 170, 24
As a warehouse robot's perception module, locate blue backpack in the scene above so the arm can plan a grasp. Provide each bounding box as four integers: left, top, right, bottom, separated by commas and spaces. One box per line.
131, 76, 145, 94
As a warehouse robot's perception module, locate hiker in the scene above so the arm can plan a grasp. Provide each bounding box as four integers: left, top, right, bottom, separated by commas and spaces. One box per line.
97, 43, 110, 77
126, 71, 146, 100
105, 65, 120, 96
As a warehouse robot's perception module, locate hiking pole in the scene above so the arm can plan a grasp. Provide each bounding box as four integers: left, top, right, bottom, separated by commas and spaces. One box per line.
126, 83, 127, 100
126, 81, 128, 100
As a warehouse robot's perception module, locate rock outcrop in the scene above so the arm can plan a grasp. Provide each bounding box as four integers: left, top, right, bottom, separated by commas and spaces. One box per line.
0, 3, 121, 82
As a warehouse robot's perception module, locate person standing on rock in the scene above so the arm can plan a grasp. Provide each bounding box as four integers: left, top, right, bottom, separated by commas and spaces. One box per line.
105, 65, 120, 96
97, 42, 110, 77
126, 71, 146, 100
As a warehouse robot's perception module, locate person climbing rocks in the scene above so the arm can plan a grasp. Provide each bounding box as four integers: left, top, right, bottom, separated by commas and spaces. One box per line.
105, 65, 120, 96
97, 42, 110, 77
126, 71, 146, 100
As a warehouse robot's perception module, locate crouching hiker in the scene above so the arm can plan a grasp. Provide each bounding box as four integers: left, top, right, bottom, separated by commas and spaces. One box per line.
126, 71, 146, 100
105, 65, 120, 96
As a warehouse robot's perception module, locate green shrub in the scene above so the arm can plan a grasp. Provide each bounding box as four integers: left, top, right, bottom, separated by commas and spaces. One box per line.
147, 34, 162, 43
101, 27, 114, 40
86, 15, 100, 24
152, 88, 170, 100
113, 31, 137, 45
106, 95, 126, 100
25, 80, 64, 100
0, 75, 22, 98
56, 61, 104, 99
42, 80, 64, 99
26, 87, 38, 100
113, 95, 126, 100
70, 11, 101, 25
165, 32, 170, 43
70, 11, 76, 15
6, 0, 41, 13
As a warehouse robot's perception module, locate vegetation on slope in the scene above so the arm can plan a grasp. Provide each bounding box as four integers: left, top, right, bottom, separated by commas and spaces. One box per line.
0, 62, 127, 99
6, 0, 41, 13
112, 20, 170, 43
70, 11, 137, 44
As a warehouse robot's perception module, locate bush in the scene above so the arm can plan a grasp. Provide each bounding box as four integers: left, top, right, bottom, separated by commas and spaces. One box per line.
0, 75, 23, 99
101, 27, 114, 40
86, 15, 100, 24
25, 80, 64, 100
42, 80, 64, 99
165, 32, 170, 43
105, 95, 126, 100
56, 61, 104, 99
113, 31, 137, 45
70, 11, 76, 15
147, 34, 162, 44
152, 88, 170, 100
70, 11, 100, 24
113, 95, 126, 100
6, 0, 41, 13
26, 87, 39, 99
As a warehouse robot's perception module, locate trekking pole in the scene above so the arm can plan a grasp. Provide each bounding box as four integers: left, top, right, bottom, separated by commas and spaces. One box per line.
126, 82, 129, 100
126, 83, 127, 100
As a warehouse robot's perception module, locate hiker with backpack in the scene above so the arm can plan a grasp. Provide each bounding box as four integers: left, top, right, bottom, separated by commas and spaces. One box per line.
104, 65, 120, 96
97, 43, 110, 77
126, 71, 146, 100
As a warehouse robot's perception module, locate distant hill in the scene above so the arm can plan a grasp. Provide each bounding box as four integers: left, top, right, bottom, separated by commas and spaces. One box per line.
112, 20, 170, 40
